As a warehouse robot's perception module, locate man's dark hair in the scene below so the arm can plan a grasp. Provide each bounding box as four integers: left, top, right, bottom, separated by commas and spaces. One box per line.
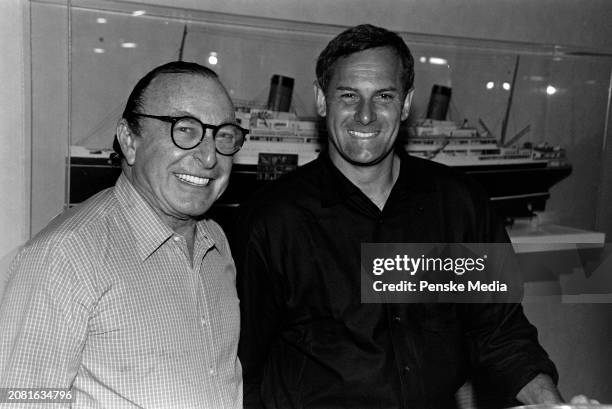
315, 24, 415, 95
112, 61, 219, 158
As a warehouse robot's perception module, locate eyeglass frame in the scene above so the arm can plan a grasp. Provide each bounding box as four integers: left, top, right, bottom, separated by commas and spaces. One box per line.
128, 112, 249, 156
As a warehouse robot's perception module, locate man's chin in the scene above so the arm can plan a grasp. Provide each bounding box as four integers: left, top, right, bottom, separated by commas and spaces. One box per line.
342, 149, 395, 167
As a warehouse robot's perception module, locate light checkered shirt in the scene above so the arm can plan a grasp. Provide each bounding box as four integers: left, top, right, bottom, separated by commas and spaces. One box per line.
0, 173, 242, 408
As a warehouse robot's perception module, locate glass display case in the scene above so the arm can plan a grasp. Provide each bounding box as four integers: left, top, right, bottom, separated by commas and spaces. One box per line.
25, 1, 612, 403
29, 0, 612, 236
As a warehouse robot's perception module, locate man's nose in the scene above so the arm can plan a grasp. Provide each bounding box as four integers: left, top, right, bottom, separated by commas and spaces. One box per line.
354, 99, 377, 125
194, 130, 217, 168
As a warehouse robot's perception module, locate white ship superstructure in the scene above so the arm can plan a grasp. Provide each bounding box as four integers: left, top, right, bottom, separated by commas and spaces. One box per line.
177, 108, 572, 169
403, 119, 550, 167
233, 109, 324, 166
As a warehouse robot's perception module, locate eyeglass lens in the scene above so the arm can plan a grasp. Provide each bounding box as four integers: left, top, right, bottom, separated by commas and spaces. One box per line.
172, 117, 243, 154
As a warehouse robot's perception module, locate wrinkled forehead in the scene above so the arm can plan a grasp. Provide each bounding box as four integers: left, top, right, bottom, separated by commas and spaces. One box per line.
329, 48, 404, 86
142, 72, 234, 121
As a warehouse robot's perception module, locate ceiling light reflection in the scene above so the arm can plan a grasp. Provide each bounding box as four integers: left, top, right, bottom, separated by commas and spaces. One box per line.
208, 52, 218, 65
428, 57, 447, 65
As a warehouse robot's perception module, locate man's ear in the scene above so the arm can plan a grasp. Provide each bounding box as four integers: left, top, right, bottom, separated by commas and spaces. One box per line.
314, 81, 327, 117
401, 89, 414, 121
116, 119, 138, 166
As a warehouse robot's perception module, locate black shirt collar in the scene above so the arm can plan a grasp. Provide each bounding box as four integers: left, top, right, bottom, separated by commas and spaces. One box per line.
317, 149, 435, 208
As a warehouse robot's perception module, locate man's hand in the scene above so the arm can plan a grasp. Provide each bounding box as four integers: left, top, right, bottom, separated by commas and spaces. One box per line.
569, 394, 600, 405
516, 373, 563, 404
517, 373, 600, 405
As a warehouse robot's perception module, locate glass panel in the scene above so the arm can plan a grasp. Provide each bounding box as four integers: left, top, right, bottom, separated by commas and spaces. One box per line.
30, 0, 69, 235
46, 0, 612, 234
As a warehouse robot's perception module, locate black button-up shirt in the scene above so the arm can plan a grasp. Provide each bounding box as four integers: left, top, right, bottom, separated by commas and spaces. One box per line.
231, 152, 557, 409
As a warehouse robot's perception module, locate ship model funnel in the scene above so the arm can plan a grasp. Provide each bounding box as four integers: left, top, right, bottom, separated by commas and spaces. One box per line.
426, 84, 452, 120
267, 74, 294, 112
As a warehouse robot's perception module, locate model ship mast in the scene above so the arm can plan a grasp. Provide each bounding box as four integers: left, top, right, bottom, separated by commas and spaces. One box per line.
500, 55, 520, 145
480, 54, 531, 148
178, 24, 188, 62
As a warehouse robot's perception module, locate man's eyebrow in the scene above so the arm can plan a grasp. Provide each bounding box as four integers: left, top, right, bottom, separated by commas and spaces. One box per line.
165, 110, 235, 124
334, 86, 400, 93
335, 86, 358, 92
376, 87, 400, 93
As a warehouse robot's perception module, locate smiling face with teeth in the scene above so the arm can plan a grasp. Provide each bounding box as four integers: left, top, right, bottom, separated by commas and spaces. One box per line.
116, 72, 235, 231
315, 47, 413, 172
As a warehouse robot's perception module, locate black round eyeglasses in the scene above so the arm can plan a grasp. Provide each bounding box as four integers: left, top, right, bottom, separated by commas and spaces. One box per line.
130, 112, 249, 156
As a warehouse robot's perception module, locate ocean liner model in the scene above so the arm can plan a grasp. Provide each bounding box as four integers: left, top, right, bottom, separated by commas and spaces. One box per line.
69, 110, 572, 222
226, 109, 572, 221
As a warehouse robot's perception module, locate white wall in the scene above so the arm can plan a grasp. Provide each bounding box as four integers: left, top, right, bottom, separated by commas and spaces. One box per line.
30, 1, 68, 235
0, 0, 29, 298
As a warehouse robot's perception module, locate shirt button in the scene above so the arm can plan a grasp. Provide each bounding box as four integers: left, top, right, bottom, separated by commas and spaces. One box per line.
173, 236, 181, 242
403, 365, 410, 372
209, 367, 216, 375
393, 315, 401, 322
201, 318, 208, 326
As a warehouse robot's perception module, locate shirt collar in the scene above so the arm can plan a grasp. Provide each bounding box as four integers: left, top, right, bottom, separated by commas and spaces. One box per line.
194, 219, 218, 255
318, 153, 361, 207
318, 150, 434, 208
114, 173, 216, 261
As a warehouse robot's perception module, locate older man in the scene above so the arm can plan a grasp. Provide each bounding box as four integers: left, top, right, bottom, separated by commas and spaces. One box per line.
0, 61, 247, 408
232, 25, 572, 409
